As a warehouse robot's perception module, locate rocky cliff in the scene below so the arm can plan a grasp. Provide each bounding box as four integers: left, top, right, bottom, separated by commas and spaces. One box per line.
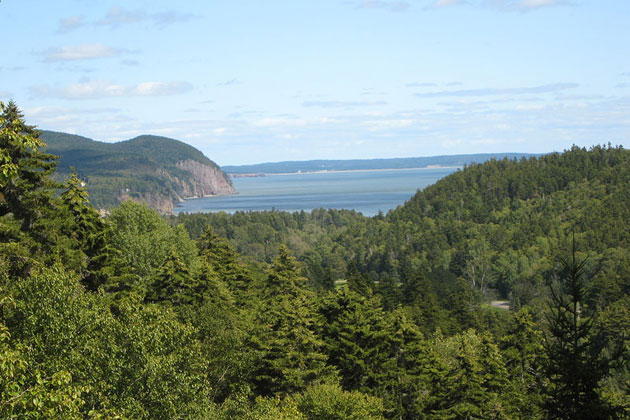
175, 159, 236, 198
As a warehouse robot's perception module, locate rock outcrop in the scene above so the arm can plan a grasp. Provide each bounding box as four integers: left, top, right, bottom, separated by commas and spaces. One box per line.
175, 159, 236, 198
134, 159, 237, 214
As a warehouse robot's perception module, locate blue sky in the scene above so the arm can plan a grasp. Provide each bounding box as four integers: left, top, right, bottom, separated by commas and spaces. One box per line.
1, 0, 629, 165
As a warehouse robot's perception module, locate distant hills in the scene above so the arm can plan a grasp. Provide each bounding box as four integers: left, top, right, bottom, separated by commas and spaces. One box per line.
41, 131, 236, 214
222, 153, 539, 175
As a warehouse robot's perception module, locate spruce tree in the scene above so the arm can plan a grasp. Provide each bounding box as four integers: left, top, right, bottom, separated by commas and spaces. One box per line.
543, 245, 615, 419
346, 263, 372, 297
197, 226, 252, 301
59, 171, 109, 289
249, 246, 335, 396
146, 249, 197, 306
0, 100, 58, 232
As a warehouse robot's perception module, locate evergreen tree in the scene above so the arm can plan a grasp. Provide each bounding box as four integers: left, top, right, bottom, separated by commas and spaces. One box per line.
197, 226, 252, 301
59, 171, 109, 289
543, 244, 615, 419
0, 101, 58, 232
428, 330, 513, 420
249, 246, 335, 396
146, 249, 198, 306
401, 268, 443, 334
346, 263, 372, 297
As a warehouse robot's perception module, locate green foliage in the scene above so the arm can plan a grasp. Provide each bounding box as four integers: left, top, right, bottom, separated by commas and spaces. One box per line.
317, 289, 432, 418
296, 383, 385, 420
105, 201, 199, 295
249, 247, 336, 396
345, 263, 372, 296
427, 329, 514, 419
197, 226, 254, 303
0, 101, 58, 232
214, 393, 306, 420
146, 249, 198, 306
0, 290, 86, 419
542, 246, 616, 419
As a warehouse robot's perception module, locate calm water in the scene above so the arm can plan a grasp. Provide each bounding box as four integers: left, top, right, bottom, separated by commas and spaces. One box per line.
174, 167, 458, 216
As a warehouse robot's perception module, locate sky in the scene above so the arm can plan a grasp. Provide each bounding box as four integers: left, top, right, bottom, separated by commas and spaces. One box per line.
1, 0, 629, 165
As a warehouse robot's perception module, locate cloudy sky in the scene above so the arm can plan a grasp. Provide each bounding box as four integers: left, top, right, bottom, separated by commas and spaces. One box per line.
1, 0, 629, 165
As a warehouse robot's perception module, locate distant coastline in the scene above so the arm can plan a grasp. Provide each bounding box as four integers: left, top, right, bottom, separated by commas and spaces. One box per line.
229, 165, 462, 178
222, 152, 538, 177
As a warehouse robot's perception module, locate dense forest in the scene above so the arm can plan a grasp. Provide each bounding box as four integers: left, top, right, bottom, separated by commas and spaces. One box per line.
2, 100, 629, 419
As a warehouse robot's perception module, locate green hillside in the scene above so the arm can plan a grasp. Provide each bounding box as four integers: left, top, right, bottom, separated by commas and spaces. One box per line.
41, 130, 235, 213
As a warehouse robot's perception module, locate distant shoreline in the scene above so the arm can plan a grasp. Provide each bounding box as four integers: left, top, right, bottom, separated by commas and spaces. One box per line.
229, 165, 462, 178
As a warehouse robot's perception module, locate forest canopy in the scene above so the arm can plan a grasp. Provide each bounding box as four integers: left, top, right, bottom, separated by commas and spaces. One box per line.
1, 101, 629, 419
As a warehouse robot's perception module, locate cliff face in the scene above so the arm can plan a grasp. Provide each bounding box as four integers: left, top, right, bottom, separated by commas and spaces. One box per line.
131, 159, 237, 214
175, 159, 236, 198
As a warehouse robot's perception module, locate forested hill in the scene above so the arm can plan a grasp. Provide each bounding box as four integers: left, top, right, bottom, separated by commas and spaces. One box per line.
176, 144, 630, 417
222, 152, 537, 174
42, 130, 236, 214
2, 100, 629, 418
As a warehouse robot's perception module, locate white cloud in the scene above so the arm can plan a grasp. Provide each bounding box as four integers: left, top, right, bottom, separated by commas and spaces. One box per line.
363, 119, 415, 131
0, 66, 24, 72
356, 1, 412, 12
432, 0, 462, 7
31, 80, 193, 100
56, 15, 86, 34
518, 0, 561, 10
406, 82, 438, 87
254, 117, 307, 127
431, 0, 570, 11
415, 83, 578, 98
302, 100, 387, 108
45, 44, 121, 62
217, 78, 242, 86
97, 6, 197, 28
25, 105, 120, 118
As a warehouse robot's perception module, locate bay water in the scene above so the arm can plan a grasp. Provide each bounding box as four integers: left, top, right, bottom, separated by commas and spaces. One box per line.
174, 167, 458, 216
